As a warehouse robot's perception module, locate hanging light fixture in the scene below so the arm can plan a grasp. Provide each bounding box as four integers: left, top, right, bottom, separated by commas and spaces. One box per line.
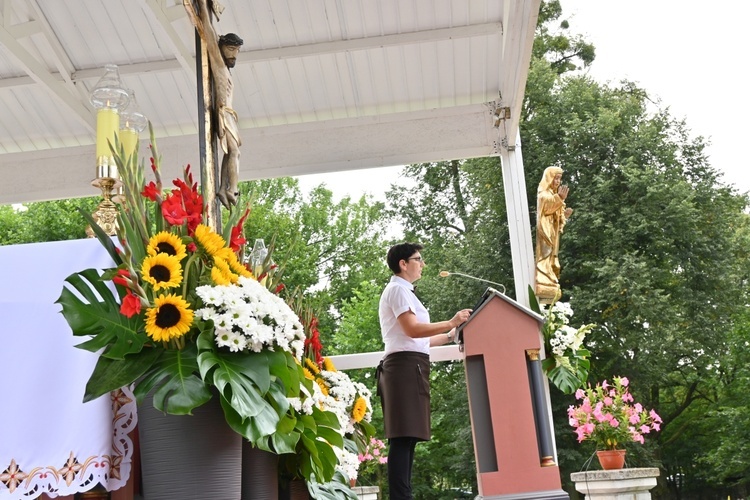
86, 64, 130, 238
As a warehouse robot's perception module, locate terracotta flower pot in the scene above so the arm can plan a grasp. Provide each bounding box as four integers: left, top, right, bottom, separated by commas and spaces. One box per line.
596, 449, 627, 470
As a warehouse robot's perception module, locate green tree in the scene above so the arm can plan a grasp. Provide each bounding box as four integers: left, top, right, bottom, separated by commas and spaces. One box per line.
0, 198, 99, 245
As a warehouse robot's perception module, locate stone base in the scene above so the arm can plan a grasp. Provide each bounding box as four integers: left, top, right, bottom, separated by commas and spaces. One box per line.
570, 468, 660, 499
478, 489, 569, 499
351, 485, 379, 499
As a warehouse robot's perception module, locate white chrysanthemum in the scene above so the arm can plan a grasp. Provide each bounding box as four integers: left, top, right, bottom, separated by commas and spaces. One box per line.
333, 446, 360, 481
195, 276, 306, 357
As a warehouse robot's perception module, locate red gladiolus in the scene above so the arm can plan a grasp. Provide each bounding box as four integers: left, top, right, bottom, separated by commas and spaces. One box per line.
120, 290, 141, 318
274, 283, 285, 294
112, 269, 131, 287
141, 181, 160, 201
229, 208, 250, 251
161, 192, 189, 226
171, 177, 203, 233
304, 320, 324, 366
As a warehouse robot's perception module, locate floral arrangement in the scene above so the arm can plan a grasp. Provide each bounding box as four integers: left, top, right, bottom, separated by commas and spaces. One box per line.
568, 376, 662, 450
529, 288, 593, 394
57, 125, 343, 485
357, 437, 388, 480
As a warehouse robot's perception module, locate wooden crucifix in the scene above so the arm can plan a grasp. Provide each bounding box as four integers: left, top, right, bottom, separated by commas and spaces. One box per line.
183, 0, 244, 231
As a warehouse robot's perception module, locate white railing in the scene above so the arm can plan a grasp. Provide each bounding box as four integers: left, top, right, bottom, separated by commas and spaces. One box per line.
327, 344, 464, 370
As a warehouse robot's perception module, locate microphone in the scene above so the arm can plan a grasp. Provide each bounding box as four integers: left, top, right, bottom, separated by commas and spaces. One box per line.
439, 270, 506, 294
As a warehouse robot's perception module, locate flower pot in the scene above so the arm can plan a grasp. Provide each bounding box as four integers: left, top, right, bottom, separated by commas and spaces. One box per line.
350, 478, 357, 488
138, 395, 243, 499
596, 449, 627, 470
279, 478, 310, 500
241, 440, 279, 499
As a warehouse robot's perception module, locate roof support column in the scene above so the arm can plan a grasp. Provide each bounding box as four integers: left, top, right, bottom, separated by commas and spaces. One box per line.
499, 130, 534, 307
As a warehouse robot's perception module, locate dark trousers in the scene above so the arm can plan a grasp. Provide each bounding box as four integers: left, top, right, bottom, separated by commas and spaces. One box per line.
388, 436, 419, 500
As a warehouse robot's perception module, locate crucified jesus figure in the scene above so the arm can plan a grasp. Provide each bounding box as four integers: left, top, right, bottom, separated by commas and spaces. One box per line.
184, 0, 244, 208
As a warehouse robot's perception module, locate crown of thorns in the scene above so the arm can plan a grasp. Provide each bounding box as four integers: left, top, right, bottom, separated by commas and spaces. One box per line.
219, 33, 244, 47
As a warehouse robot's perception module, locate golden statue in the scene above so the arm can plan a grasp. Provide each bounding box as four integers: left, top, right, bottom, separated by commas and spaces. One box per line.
535, 166, 573, 302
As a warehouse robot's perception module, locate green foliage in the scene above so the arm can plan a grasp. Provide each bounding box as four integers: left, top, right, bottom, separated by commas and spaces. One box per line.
0, 197, 99, 245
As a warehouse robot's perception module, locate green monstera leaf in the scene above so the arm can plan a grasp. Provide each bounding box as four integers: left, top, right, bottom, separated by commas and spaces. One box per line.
83, 348, 162, 402
134, 343, 212, 415
57, 268, 147, 359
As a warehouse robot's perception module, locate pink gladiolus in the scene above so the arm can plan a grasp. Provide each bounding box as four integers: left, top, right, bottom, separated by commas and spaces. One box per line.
569, 418, 579, 427
629, 413, 640, 424
640, 425, 651, 434
634, 433, 645, 444
652, 423, 661, 431
609, 418, 620, 428
622, 392, 634, 403
602, 380, 610, 389
603, 396, 613, 406
634, 403, 643, 413
620, 377, 629, 387
650, 409, 662, 423
583, 423, 595, 434
575, 389, 586, 400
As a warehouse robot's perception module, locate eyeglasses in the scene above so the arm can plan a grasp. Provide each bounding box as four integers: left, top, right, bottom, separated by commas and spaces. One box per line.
406, 256, 423, 262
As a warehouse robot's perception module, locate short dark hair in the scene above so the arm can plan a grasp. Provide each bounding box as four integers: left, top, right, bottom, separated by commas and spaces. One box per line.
219, 33, 244, 47
386, 242, 423, 274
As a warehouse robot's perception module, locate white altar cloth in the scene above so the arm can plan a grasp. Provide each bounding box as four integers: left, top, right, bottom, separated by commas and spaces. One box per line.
0, 238, 135, 499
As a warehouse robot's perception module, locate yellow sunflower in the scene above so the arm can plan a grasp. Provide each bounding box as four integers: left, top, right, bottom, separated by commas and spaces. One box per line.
215, 247, 252, 278
212, 257, 239, 285
322, 357, 337, 372
146, 231, 187, 261
145, 294, 194, 342
351, 396, 367, 423
304, 358, 320, 375
141, 253, 183, 291
194, 224, 226, 257
315, 378, 329, 396
302, 367, 315, 380
210, 261, 234, 286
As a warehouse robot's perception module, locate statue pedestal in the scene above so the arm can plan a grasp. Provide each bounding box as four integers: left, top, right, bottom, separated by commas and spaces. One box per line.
570, 468, 660, 499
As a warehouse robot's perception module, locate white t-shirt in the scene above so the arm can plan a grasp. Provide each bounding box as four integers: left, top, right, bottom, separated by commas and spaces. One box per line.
379, 275, 431, 356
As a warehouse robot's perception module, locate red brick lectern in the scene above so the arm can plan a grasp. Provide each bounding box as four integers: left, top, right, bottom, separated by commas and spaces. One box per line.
457, 288, 568, 499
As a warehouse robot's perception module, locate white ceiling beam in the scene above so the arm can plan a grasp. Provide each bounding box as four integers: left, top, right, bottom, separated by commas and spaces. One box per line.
136, 0, 196, 76
240, 22, 503, 63
0, 21, 503, 90
7, 19, 41, 38
497, 0, 540, 149
0, 20, 94, 131
0, 104, 497, 204
28, 0, 85, 101
0, 59, 184, 89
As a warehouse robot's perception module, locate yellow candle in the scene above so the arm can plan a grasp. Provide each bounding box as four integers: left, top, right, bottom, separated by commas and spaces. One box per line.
119, 129, 138, 160
96, 108, 119, 162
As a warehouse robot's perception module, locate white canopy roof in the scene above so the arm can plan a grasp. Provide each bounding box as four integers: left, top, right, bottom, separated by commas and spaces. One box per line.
0, 0, 540, 204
